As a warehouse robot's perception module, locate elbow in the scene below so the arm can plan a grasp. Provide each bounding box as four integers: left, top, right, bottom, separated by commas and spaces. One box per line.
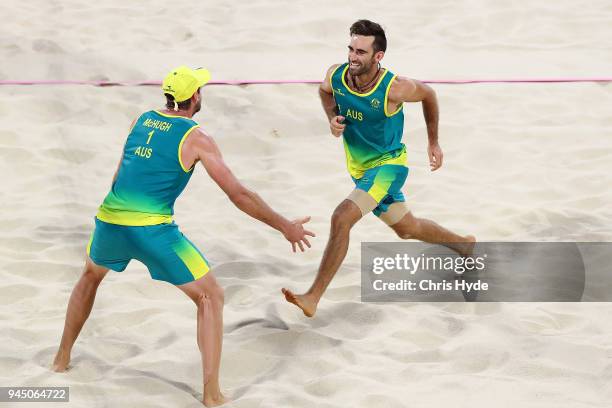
413, 79, 436, 103
319, 86, 332, 98
423, 84, 437, 102
228, 187, 251, 208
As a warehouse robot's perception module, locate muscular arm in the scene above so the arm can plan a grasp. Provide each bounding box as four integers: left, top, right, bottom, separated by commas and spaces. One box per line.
389, 78, 443, 170
184, 129, 313, 250
319, 64, 340, 121
319, 64, 347, 137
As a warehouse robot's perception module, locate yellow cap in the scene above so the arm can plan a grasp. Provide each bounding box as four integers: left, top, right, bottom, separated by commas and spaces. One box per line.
161, 66, 211, 102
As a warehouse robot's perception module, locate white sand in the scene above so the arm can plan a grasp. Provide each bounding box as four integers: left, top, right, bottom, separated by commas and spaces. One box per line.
1, 1, 611, 407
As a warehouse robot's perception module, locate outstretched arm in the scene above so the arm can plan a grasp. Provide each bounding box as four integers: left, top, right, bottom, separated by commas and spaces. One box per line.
389, 78, 443, 171
188, 129, 315, 252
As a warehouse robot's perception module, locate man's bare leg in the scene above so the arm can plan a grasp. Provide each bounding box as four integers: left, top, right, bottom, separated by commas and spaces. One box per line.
389, 209, 476, 255
178, 272, 227, 407
52, 257, 109, 372
282, 199, 362, 317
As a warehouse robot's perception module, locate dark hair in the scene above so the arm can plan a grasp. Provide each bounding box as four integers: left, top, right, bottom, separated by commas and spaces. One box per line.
164, 87, 201, 110
165, 93, 192, 110
350, 19, 387, 53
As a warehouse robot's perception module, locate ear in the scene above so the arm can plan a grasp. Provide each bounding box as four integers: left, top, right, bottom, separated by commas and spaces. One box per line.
374, 50, 385, 63
191, 90, 200, 104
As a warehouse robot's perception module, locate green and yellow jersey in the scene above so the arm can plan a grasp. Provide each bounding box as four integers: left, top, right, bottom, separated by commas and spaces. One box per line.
330, 63, 406, 179
96, 111, 199, 226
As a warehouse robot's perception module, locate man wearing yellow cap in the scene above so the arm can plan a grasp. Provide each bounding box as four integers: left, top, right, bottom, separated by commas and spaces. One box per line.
52, 66, 315, 406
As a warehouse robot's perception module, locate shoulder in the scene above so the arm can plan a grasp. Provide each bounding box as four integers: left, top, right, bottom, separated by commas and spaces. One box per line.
325, 63, 345, 82
185, 127, 210, 144
129, 111, 150, 129
328, 63, 343, 74
184, 127, 217, 152
321, 63, 343, 91
388, 76, 434, 103
129, 117, 138, 131
388, 76, 417, 98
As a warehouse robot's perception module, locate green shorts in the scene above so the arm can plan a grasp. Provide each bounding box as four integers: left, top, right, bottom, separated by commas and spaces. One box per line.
352, 164, 409, 217
87, 217, 210, 285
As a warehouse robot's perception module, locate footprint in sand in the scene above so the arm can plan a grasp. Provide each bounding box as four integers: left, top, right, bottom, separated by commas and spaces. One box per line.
518, 309, 585, 335
32, 39, 64, 54
244, 330, 341, 356
0, 284, 40, 305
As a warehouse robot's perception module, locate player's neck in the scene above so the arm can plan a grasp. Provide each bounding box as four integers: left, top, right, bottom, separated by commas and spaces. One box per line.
351, 65, 381, 93
159, 108, 194, 118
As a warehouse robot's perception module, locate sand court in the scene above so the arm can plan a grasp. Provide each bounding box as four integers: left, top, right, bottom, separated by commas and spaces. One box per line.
1, 1, 612, 407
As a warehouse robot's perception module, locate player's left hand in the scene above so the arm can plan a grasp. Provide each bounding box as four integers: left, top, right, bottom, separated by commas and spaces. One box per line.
284, 216, 316, 253
428, 143, 443, 171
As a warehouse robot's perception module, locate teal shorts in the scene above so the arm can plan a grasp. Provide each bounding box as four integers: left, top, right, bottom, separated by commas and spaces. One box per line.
352, 164, 409, 217
87, 217, 210, 285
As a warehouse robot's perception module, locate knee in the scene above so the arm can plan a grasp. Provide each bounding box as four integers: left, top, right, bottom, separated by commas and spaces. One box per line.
82, 266, 104, 285
396, 230, 414, 240
331, 205, 357, 232
394, 214, 420, 239
196, 283, 224, 307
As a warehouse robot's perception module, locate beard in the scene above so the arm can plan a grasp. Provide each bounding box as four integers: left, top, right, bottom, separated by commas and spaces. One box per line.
348, 57, 375, 76
194, 99, 202, 114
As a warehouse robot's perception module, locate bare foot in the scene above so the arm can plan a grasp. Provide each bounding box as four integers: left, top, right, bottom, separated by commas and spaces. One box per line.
203, 392, 229, 407
461, 235, 477, 257
51, 350, 70, 372
281, 288, 317, 317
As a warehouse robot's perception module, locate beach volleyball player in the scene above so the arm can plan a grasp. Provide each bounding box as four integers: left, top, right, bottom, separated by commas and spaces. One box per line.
52, 66, 314, 406
282, 20, 475, 317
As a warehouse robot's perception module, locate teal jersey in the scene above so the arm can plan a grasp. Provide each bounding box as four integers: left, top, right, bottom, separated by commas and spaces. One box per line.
96, 111, 199, 226
330, 63, 406, 178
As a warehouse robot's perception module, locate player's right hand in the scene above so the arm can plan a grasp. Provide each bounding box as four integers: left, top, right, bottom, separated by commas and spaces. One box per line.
283, 216, 316, 253
330, 116, 345, 137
